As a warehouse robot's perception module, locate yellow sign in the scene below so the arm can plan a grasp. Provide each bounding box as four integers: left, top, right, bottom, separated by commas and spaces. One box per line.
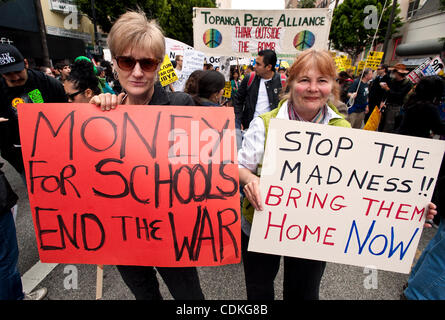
280, 61, 290, 69
333, 55, 352, 73
356, 61, 366, 74
334, 56, 346, 72
158, 55, 178, 87
223, 81, 232, 99
364, 51, 384, 70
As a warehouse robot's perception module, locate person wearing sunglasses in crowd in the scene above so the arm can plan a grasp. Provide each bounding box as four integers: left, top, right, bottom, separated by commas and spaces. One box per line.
89, 10, 204, 301
63, 59, 102, 103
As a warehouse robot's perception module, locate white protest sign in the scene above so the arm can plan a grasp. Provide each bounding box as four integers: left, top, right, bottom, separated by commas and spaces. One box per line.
182, 49, 206, 73
422, 56, 444, 76
193, 8, 332, 59
248, 119, 445, 274
220, 56, 231, 81
407, 56, 444, 84
206, 56, 251, 67
407, 58, 431, 84
165, 37, 193, 61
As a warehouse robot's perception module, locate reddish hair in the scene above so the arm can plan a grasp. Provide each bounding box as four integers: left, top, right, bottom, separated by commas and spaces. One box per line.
285, 49, 339, 102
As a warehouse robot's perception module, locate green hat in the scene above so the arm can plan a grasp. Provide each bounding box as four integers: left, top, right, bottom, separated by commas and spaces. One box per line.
74, 56, 98, 75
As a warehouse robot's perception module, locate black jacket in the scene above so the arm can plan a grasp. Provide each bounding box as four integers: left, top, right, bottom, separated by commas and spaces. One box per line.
149, 81, 195, 106
397, 101, 445, 138
396, 100, 445, 220
233, 72, 282, 129
383, 78, 412, 106
0, 69, 67, 174
0, 163, 18, 214
368, 73, 390, 108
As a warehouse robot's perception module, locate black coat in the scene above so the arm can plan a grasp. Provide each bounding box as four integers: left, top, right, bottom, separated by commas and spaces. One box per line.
397, 101, 445, 138
0, 163, 18, 214
233, 72, 282, 129
0, 69, 67, 174
383, 78, 413, 106
396, 101, 445, 219
368, 73, 390, 108
149, 81, 195, 106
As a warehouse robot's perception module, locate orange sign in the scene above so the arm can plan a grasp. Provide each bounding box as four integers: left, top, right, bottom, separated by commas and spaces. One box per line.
18, 103, 241, 267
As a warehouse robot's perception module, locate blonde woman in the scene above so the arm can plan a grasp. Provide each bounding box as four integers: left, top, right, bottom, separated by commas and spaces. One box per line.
90, 10, 203, 300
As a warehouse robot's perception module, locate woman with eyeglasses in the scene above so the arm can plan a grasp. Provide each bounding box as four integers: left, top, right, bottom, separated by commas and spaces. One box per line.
89, 10, 204, 301
90, 12, 194, 111
63, 59, 101, 103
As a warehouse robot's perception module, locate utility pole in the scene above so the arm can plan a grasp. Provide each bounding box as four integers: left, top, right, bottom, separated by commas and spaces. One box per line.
381, 0, 397, 63
91, 0, 98, 46
34, 0, 51, 67
334, 0, 339, 9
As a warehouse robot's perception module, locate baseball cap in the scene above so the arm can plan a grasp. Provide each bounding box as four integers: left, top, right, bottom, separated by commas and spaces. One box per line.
0, 43, 25, 74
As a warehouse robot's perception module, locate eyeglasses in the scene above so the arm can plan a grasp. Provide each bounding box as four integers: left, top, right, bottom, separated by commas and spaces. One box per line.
114, 56, 160, 72
66, 90, 85, 101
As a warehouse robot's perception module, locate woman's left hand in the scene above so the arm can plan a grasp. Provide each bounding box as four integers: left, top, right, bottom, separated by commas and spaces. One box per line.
90, 92, 126, 111
424, 202, 438, 228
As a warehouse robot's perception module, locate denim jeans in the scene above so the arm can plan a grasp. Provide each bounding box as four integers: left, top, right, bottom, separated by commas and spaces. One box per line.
404, 218, 445, 300
0, 209, 24, 300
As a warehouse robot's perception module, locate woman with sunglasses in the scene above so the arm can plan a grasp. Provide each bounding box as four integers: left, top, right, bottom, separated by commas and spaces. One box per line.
90, 12, 194, 111
63, 59, 101, 103
89, 10, 204, 301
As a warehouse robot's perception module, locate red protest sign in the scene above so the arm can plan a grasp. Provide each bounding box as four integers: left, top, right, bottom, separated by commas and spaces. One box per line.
18, 103, 240, 267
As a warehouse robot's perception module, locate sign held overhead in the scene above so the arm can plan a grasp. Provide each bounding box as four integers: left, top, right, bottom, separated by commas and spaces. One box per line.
193, 8, 332, 59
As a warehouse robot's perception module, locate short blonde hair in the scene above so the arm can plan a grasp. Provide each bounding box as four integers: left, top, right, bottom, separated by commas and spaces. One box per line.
107, 11, 165, 61
285, 49, 339, 101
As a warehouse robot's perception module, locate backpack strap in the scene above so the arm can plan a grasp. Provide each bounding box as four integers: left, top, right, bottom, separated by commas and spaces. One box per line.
247, 72, 255, 89
280, 72, 286, 87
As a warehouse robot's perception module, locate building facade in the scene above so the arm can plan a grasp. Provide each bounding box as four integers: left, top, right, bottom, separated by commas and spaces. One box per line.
0, 0, 101, 67
394, 0, 445, 66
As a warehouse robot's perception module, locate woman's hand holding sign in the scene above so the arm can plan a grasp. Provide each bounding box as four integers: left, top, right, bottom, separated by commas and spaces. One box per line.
424, 202, 437, 228
89, 92, 126, 111
240, 168, 263, 211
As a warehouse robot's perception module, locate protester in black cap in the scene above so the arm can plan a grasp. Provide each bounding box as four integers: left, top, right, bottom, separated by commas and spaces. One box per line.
0, 43, 66, 300
0, 43, 67, 176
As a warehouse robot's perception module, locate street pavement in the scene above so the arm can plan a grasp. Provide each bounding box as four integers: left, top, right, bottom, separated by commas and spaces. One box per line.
3, 156, 436, 301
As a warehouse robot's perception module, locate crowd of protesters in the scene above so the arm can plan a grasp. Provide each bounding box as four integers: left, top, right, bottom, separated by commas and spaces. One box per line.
1, 8, 445, 301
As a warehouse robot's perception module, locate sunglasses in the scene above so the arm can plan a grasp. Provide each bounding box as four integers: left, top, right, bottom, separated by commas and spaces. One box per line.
115, 56, 160, 72
66, 90, 85, 101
